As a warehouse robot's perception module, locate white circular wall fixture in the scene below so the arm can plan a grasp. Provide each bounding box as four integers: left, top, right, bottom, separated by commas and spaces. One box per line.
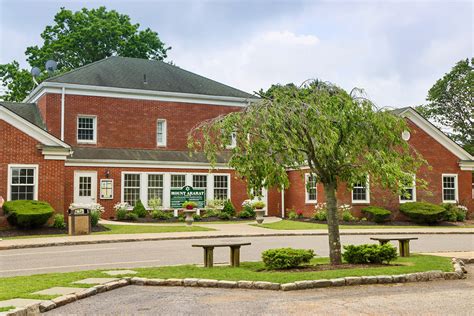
402, 130, 411, 141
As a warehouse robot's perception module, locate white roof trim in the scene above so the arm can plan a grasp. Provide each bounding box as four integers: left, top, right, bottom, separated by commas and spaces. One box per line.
24, 82, 256, 107
0, 106, 71, 149
400, 108, 473, 161
65, 158, 232, 170
459, 160, 474, 171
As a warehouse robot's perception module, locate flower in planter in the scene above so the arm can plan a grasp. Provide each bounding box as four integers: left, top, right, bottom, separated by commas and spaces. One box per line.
182, 201, 198, 210
252, 201, 266, 209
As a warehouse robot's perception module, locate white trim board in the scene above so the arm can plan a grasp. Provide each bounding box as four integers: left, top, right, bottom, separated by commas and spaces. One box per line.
399, 108, 473, 161
0, 106, 70, 149
65, 159, 232, 170
25, 82, 256, 107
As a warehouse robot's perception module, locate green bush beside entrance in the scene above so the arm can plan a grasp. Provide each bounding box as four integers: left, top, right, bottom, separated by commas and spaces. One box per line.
3, 200, 54, 228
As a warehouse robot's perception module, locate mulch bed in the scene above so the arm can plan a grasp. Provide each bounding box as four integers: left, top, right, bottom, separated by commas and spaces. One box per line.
293, 218, 474, 227
259, 263, 398, 273
114, 216, 254, 224
0, 225, 109, 238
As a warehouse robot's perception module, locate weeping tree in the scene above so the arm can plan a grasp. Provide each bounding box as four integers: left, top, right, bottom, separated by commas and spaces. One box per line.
188, 80, 425, 265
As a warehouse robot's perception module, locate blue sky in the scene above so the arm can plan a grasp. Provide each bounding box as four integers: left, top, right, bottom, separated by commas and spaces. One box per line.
0, 0, 472, 107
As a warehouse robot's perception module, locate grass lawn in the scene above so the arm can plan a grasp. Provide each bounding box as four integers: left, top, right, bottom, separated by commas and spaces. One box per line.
0, 306, 15, 312
254, 220, 474, 230
2, 224, 214, 240
0, 254, 452, 301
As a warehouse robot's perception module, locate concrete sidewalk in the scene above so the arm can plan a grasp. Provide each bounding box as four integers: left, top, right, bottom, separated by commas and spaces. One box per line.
1, 217, 473, 250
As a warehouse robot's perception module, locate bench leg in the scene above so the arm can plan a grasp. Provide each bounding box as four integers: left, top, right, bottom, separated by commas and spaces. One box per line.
204, 247, 214, 268
230, 246, 241, 267
399, 241, 410, 257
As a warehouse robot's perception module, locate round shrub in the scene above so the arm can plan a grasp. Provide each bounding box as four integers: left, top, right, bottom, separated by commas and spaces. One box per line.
262, 248, 315, 270
52, 213, 66, 229
222, 200, 236, 216
442, 203, 467, 222
362, 206, 391, 223
400, 202, 446, 224
151, 210, 173, 220
3, 200, 54, 228
90, 210, 101, 227
133, 200, 147, 218
342, 244, 397, 264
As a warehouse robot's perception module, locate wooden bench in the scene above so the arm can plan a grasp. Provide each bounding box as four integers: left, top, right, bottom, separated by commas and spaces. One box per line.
192, 242, 251, 267
370, 237, 418, 257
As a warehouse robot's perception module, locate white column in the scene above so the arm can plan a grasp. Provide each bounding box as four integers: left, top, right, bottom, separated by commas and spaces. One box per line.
163, 173, 171, 208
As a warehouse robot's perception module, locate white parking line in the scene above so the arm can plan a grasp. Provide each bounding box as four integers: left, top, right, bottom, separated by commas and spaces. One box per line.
0, 247, 119, 257
0, 259, 162, 274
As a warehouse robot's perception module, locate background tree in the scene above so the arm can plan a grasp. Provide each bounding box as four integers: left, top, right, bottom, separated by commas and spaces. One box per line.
417, 58, 473, 154
189, 80, 425, 265
0, 6, 171, 102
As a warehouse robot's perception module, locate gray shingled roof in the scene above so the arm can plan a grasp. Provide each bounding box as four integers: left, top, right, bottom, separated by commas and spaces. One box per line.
70, 147, 229, 164
0, 101, 45, 129
46, 56, 256, 99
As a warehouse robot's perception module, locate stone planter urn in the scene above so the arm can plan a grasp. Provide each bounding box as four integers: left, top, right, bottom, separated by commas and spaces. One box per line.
183, 209, 196, 226
255, 209, 265, 224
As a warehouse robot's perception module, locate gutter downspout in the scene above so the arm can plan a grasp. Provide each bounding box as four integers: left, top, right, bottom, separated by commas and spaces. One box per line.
60, 86, 65, 141
281, 185, 285, 218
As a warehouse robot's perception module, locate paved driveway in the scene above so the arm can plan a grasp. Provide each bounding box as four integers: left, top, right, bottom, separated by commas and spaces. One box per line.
1, 234, 473, 276
47, 266, 474, 315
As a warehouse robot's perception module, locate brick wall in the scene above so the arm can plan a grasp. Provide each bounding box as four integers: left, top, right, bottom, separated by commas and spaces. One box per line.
283, 120, 473, 218
0, 120, 66, 214
41, 93, 243, 150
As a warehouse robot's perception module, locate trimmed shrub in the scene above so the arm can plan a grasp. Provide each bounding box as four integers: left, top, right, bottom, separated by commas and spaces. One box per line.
116, 208, 127, 220
125, 212, 138, 221
400, 202, 446, 224
262, 248, 315, 270
221, 200, 236, 216
237, 209, 255, 219
342, 244, 397, 264
52, 213, 66, 229
90, 210, 100, 227
218, 212, 231, 220
362, 206, 391, 223
151, 210, 173, 220
133, 200, 147, 218
313, 209, 327, 221
3, 200, 54, 228
202, 209, 220, 218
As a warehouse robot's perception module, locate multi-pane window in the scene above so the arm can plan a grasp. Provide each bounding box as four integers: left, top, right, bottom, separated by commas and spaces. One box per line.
226, 132, 237, 149
77, 116, 96, 143
123, 174, 141, 206
157, 120, 167, 146
214, 175, 229, 200
352, 178, 369, 203
148, 174, 164, 201
193, 175, 207, 196
79, 176, 92, 197
171, 174, 186, 189
442, 175, 458, 202
400, 176, 416, 203
305, 174, 317, 203
10, 167, 36, 200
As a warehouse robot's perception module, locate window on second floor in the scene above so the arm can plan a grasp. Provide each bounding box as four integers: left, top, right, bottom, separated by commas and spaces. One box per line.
157, 119, 167, 147
77, 115, 97, 144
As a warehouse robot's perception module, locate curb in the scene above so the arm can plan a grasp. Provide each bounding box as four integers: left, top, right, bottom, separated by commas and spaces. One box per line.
1, 230, 473, 250
5, 260, 468, 315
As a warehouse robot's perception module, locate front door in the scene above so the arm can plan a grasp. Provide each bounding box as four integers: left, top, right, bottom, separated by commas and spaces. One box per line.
250, 188, 268, 215
73, 171, 97, 205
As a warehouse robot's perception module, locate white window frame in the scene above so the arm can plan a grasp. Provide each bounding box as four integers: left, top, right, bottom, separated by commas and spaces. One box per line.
121, 172, 142, 207
305, 173, 318, 204
399, 175, 417, 203
7, 164, 39, 201
77, 115, 97, 144
442, 174, 458, 203
352, 176, 370, 204
156, 119, 167, 147
213, 174, 231, 201
99, 179, 114, 200
226, 132, 237, 149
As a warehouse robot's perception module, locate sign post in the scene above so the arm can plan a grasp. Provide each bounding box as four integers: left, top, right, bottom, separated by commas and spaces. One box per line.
170, 185, 206, 209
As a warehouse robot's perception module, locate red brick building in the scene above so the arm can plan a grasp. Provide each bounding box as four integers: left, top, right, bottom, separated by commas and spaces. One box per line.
1, 57, 472, 222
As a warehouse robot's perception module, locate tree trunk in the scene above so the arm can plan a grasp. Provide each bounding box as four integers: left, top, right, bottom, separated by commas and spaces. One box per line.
323, 181, 342, 265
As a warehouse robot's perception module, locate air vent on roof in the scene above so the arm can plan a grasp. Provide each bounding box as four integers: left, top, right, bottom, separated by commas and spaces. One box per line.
143, 74, 148, 85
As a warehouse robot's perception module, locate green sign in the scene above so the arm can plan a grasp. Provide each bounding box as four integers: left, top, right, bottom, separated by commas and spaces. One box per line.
170, 185, 206, 209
